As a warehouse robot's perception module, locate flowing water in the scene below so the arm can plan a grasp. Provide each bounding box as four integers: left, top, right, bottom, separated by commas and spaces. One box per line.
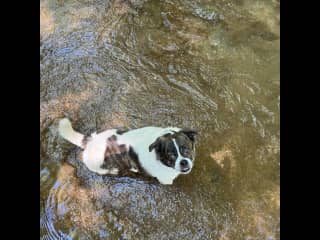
40, 0, 280, 239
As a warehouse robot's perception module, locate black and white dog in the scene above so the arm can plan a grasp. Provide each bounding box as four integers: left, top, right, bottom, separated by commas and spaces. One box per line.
58, 118, 197, 185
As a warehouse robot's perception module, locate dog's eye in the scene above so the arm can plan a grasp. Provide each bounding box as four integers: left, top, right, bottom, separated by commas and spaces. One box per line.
168, 153, 176, 160
180, 147, 190, 155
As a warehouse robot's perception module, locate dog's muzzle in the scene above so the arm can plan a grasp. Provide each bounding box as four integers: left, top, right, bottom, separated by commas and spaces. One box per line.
179, 159, 192, 174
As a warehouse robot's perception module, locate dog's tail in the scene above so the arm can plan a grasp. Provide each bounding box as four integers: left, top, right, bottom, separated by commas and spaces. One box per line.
58, 118, 85, 148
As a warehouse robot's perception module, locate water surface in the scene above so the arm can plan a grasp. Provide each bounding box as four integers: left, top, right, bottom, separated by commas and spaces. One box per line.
40, 0, 280, 239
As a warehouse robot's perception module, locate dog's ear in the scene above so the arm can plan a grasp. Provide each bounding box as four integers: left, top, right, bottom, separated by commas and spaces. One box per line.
149, 137, 162, 152
180, 129, 198, 142
149, 133, 172, 152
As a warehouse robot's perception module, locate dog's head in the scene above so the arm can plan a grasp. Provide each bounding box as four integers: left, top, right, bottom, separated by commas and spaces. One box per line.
149, 129, 197, 174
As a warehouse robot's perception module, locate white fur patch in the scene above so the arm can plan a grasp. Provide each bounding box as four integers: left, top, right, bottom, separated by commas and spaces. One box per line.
172, 139, 193, 172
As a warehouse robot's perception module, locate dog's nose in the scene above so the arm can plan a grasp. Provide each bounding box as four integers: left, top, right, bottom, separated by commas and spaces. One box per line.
180, 159, 188, 167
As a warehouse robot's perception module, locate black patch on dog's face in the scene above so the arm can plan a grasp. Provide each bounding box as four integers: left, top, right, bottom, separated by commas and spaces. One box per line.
149, 130, 197, 169
149, 134, 178, 168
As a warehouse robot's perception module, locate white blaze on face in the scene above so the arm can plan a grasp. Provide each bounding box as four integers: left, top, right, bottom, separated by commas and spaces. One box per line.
172, 139, 193, 172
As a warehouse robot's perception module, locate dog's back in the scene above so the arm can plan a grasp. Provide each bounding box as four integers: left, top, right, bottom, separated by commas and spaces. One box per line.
58, 118, 141, 175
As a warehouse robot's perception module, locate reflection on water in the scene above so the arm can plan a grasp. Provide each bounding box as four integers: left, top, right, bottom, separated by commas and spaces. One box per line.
40, 0, 279, 239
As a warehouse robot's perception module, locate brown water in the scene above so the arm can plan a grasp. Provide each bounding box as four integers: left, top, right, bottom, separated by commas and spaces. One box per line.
40, 0, 280, 239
